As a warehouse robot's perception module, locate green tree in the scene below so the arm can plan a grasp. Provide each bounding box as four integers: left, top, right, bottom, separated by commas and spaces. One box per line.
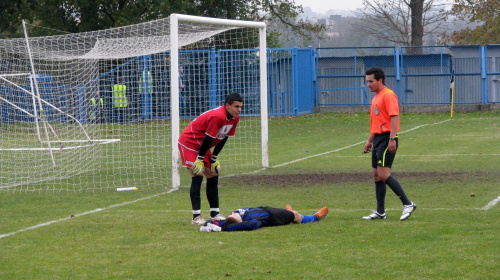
0, 0, 37, 38
444, 0, 499, 44
3, 0, 323, 47
32, 0, 183, 32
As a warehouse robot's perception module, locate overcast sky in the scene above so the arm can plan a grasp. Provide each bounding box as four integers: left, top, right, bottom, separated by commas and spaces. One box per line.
293, 0, 454, 13
293, 0, 365, 12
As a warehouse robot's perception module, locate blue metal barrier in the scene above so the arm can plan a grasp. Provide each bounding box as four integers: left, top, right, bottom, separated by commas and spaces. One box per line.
316, 45, 500, 107
8, 45, 494, 125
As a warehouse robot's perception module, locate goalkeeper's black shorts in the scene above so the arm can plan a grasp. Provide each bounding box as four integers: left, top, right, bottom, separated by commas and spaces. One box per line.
260, 206, 295, 226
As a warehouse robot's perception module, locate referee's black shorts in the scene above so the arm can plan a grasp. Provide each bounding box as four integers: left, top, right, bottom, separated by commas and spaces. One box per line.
260, 206, 295, 226
372, 132, 398, 169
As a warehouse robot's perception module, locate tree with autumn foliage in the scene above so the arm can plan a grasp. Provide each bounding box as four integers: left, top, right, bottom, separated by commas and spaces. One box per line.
443, 0, 499, 44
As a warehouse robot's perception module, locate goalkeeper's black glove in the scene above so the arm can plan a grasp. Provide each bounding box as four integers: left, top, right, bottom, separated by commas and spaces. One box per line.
209, 155, 221, 174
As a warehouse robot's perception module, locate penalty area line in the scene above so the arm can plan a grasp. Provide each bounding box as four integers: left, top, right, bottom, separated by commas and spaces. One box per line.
0, 189, 177, 240
272, 119, 452, 168
481, 195, 500, 210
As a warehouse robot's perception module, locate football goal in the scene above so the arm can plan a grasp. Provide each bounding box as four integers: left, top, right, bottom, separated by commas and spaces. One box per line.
0, 14, 268, 192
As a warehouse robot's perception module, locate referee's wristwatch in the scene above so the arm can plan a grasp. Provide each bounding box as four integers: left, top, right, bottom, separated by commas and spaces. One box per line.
389, 137, 397, 141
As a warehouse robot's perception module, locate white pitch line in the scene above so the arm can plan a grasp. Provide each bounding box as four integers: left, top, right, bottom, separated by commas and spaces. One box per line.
0, 189, 176, 239
272, 119, 452, 168
481, 196, 500, 210
331, 153, 500, 158
398, 119, 452, 134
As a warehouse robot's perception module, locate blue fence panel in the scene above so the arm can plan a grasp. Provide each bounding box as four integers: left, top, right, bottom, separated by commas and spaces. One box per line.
314, 45, 494, 108
267, 48, 314, 115
17, 45, 491, 126
315, 47, 396, 106
90, 48, 263, 123
449, 45, 483, 104
485, 45, 500, 103
295, 48, 315, 115
218, 49, 261, 117
268, 48, 294, 116
0, 78, 72, 123
400, 46, 452, 105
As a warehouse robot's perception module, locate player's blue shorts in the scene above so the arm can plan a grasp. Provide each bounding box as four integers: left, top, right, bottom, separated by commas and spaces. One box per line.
372, 133, 398, 168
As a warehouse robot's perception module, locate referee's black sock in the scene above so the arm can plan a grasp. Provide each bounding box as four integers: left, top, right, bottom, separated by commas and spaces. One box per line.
190, 176, 204, 219
206, 176, 219, 217
385, 175, 412, 205
375, 181, 386, 214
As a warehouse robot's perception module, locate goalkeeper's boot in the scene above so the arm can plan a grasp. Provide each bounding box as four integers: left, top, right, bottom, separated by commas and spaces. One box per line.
315, 207, 329, 220
285, 205, 293, 211
210, 214, 226, 221
191, 215, 206, 226
362, 211, 386, 220
400, 202, 417, 221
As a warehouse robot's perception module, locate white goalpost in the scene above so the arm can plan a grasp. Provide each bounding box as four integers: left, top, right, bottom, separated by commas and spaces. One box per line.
0, 14, 268, 192
169, 14, 268, 189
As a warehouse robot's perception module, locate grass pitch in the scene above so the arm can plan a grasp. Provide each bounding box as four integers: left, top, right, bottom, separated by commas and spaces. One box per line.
0, 111, 499, 279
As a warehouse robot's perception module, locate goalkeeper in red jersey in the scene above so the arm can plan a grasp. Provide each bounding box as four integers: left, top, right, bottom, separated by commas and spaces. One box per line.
178, 93, 243, 225
199, 205, 329, 232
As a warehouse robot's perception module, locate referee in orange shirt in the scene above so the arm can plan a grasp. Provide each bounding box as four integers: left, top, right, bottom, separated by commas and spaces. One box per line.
362, 67, 416, 221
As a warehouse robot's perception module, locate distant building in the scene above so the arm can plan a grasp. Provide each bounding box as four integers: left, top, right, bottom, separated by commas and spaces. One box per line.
329, 15, 342, 24
317, 15, 342, 28
317, 18, 328, 27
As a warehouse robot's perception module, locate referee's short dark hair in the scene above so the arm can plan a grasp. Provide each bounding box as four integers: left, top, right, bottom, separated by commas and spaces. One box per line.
225, 92, 243, 105
365, 67, 386, 85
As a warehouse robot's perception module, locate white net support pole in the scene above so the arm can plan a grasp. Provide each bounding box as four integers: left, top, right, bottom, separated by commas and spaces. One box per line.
22, 20, 56, 166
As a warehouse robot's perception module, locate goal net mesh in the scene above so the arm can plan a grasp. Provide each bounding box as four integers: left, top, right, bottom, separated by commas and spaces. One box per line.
0, 16, 264, 192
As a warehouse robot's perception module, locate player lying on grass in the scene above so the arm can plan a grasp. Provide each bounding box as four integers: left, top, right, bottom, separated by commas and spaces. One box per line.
199, 205, 328, 232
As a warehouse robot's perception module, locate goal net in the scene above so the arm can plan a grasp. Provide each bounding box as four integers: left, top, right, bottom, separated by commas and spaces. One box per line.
0, 14, 268, 193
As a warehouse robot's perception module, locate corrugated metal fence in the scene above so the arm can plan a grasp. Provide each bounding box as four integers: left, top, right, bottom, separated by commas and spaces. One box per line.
5, 45, 495, 123
314, 45, 500, 109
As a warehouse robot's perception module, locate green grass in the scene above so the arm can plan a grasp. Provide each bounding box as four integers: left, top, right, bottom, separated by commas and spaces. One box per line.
1, 111, 499, 279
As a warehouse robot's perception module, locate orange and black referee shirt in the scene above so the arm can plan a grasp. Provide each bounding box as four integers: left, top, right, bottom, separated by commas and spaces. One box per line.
370, 87, 400, 134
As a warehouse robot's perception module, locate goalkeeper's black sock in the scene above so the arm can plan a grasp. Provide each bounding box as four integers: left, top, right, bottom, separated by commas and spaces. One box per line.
375, 181, 387, 214
192, 212, 201, 220
206, 176, 219, 215
385, 175, 412, 205
190, 176, 204, 219
210, 208, 220, 218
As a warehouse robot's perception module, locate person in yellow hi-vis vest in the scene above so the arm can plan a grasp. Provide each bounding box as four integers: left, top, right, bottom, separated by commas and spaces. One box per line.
139, 70, 153, 117
113, 81, 128, 123
90, 93, 104, 123
89, 89, 104, 123
139, 71, 152, 94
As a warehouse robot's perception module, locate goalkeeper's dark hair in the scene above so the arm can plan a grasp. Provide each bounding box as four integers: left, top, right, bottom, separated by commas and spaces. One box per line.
225, 92, 243, 105
365, 67, 386, 85
224, 216, 239, 226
